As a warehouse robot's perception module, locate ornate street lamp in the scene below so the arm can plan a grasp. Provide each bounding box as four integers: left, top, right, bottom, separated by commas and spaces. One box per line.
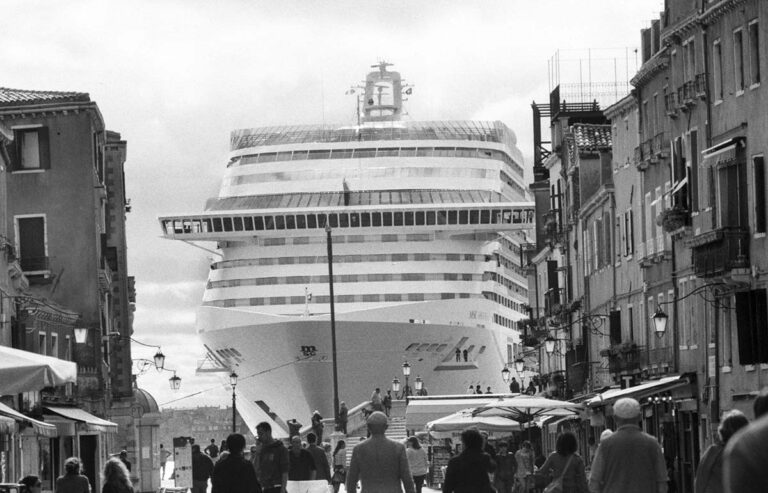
153, 350, 166, 371
544, 336, 557, 355
514, 357, 525, 373
391, 377, 401, 394
169, 372, 181, 391
501, 366, 511, 383
402, 361, 411, 405
230, 371, 238, 432
651, 307, 668, 338
414, 376, 423, 394
73, 327, 88, 344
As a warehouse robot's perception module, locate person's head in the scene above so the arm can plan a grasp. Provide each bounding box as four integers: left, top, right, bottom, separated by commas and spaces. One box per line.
119, 450, 127, 459
323, 442, 331, 452
460, 428, 483, 451
375, 388, 380, 393
290, 436, 302, 452
102, 458, 130, 486
521, 440, 532, 450
366, 411, 389, 435
191, 444, 201, 454
555, 432, 578, 456
754, 388, 768, 419
600, 429, 613, 441
497, 442, 509, 454
64, 457, 81, 475
160, 444, 164, 449
333, 440, 346, 456
226, 433, 246, 455
256, 422, 273, 442
307, 432, 317, 445
340, 401, 347, 409
407, 436, 422, 450
718, 409, 749, 445
19, 475, 41, 493
613, 398, 641, 426
211, 438, 216, 444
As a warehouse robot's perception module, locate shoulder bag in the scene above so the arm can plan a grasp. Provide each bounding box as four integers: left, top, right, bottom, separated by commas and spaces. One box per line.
542, 454, 574, 493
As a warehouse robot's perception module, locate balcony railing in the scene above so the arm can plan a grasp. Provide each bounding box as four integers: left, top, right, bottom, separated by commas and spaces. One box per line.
678, 81, 697, 109
544, 287, 565, 318
664, 92, 678, 117
607, 344, 642, 374
694, 73, 707, 99
641, 139, 655, 164
20, 256, 50, 273
653, 132, 670, 158
691, 227, 750, 278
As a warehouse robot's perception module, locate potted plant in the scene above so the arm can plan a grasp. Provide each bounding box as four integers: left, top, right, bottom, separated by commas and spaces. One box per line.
657, 206, 688, 233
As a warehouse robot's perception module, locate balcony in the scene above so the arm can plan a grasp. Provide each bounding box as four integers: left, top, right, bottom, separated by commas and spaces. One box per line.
544, 287, 565, 318
604, 343, 642, 374
691, 227, 750, 278
664, 92, 678, 117
641, 139, 656, 165
634, 146, 647, 171
678, 81, 697, 110
653, 132, 670, 158
695, 73, 707, 99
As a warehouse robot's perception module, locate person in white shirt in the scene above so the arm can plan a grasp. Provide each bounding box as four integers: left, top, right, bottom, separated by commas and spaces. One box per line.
406, 436, 429, 493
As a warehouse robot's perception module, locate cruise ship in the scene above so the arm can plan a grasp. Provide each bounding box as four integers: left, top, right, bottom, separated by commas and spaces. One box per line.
159, 62, 534, 436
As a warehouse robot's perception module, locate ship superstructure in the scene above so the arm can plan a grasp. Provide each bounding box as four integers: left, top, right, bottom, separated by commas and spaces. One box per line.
159, 63, 534, 436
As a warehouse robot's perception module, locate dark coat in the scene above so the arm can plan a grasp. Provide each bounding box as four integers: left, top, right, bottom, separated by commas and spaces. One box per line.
442, 449, 495, 493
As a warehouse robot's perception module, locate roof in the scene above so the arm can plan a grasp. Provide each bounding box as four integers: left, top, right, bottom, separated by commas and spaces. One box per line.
134, 387, 160, 414
571, 124, 612, 150
206, 190, 508, 211
0, 87, 90, 107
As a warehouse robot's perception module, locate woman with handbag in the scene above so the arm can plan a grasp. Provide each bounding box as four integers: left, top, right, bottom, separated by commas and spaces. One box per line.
538, 433, 588, 493
331, 440, 346, 493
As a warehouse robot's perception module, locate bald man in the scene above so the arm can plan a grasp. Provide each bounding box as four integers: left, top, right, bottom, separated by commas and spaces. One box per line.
346, 411, 416, 493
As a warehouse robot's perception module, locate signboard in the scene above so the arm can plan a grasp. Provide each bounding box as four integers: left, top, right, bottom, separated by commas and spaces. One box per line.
172, 436, 193, 488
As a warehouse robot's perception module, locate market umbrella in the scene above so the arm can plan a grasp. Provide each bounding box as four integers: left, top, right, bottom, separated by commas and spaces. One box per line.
471, 396, 583, 423
0, 345, 77, 394
426, 408, 523, 438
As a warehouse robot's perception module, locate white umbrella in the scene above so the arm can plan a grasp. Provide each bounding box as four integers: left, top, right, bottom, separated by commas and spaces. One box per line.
0, 345, 77, 394
471, 396, 583, 423
426, 408, 523, 438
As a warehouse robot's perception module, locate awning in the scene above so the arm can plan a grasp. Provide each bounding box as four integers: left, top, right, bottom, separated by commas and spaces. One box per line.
702, 138, 742, 167
44, 406, 118, 434
0, 415, 14, 434
0, 346, 77, 394
587, 375, 692, 408
406, 395, 512, 430
0, 402, 58, 437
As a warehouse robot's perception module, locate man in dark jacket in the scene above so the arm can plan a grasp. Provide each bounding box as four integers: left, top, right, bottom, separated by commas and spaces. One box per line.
288, 436, 316, 481
306, 433, 330, 483
192, 444, 214, 493
211, 434, 261, 493
256, 422, 289, 493
442, 428, 496, 493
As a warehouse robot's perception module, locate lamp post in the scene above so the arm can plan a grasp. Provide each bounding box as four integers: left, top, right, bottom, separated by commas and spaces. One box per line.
168, 371, 181, 391
544, 336, 557, 355
501, 366, 511, 383
651, 307, 668, 338
514, 356, 525, 387
402, 361, 411, 404
391, 377, 401, 395
230, 371, 238, 433
326, 224, 340, 423
414, 376, 423, 396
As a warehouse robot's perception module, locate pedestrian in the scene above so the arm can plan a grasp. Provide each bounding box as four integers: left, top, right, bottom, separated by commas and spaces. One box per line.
494, 442, 517, 493
371, 388, 384, 412
589, 397, 667, 493
211, 433, 261, 493
255, 422, 289, 493
306, 433, 330, 483
455, 348, 461, 362
509, 377, 521, 394
383, 390, 393, 417
442, 428, 496, 493
287, 418, 302, 439
159, 444, 171, 480
480, 431, 497, 462
406, 436, 429, 493
18, 476, 41, 493
117, 450, 131, 473
288, 436, 316, 481
337, 402, 348, 434
101, 458, 133, 493
220, 439, 228, 453
525, 381, 536, 395
55, 457, 91, 493
345, 411, 415, 493
331, 440, 347, 493
538, 432, 588, 493
311, 410, 324, 443
191, 444, 214, 493
723, 388, 768, 493
462, 349, 468, 362
205, 438, 220, 458
485, 386, 493, 394
514, 440, 534, 493
694, 410, 748, 493
475, 384, 482, 394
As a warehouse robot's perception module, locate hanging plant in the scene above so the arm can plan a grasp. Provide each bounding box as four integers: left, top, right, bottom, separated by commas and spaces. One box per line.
656, 206, 689, 233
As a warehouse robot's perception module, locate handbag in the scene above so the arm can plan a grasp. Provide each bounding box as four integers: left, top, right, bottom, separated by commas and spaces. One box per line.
331, 465, 346, 483
542, 455, 574, 493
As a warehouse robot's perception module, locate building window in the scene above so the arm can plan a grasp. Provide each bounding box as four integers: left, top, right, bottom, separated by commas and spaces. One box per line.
715, 153, 748, 228
15, 215, 48, 273
623, 209, 635, 256
51, 333, 59, 358
734, 28, 745, 91
38, 332, 47, 356
13, 127, 50, 171
754, 156, 766, 233
735, 289, 768, 365
713, 39, 723, 100
689, 130, 699, 212
749, 20, 760, 85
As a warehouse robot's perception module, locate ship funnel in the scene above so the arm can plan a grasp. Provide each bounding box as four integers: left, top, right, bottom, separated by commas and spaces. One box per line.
362, 61, 404, 123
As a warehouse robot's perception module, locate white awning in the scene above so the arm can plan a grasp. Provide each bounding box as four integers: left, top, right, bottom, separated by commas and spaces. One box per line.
44, 406, 118, 433
406, 394, 517, 430
0, 402, 58, 437
702, 139, 741, 167
587, 375, 691, 408
0, 346, 77, 394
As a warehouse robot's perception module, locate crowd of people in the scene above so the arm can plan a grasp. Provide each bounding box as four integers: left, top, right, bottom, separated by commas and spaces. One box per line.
17, 456, 135, 493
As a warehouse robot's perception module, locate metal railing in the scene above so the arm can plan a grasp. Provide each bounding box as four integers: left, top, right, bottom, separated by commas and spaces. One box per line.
692, 227, 750, 277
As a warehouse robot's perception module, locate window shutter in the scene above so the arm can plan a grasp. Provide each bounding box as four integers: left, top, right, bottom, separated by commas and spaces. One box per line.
7, 137, 20, 170
38, 126, 50, 169
609, 310, 622, 345
736, 291, 756, 365
754, 289, 768, 364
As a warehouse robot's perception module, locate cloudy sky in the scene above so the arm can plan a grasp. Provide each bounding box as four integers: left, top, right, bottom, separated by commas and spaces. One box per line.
3, 0, 661, 408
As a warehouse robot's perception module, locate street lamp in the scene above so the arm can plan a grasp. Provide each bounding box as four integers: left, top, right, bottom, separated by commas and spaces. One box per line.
168, 371, 181, 391
544, 336, 557, 355
414, 376, 423, 395
230, 371, 238, 433
651, 307, 668, 338
153, 350, 166, 371
514, 357, 525, 373
391, 377, 401, 394
402, 361, 411, 405
501, 366, 511, 383
73, 327, 88, 344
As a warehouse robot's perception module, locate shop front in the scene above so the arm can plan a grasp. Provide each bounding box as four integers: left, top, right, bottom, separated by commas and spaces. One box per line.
0, 402, 59, 486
